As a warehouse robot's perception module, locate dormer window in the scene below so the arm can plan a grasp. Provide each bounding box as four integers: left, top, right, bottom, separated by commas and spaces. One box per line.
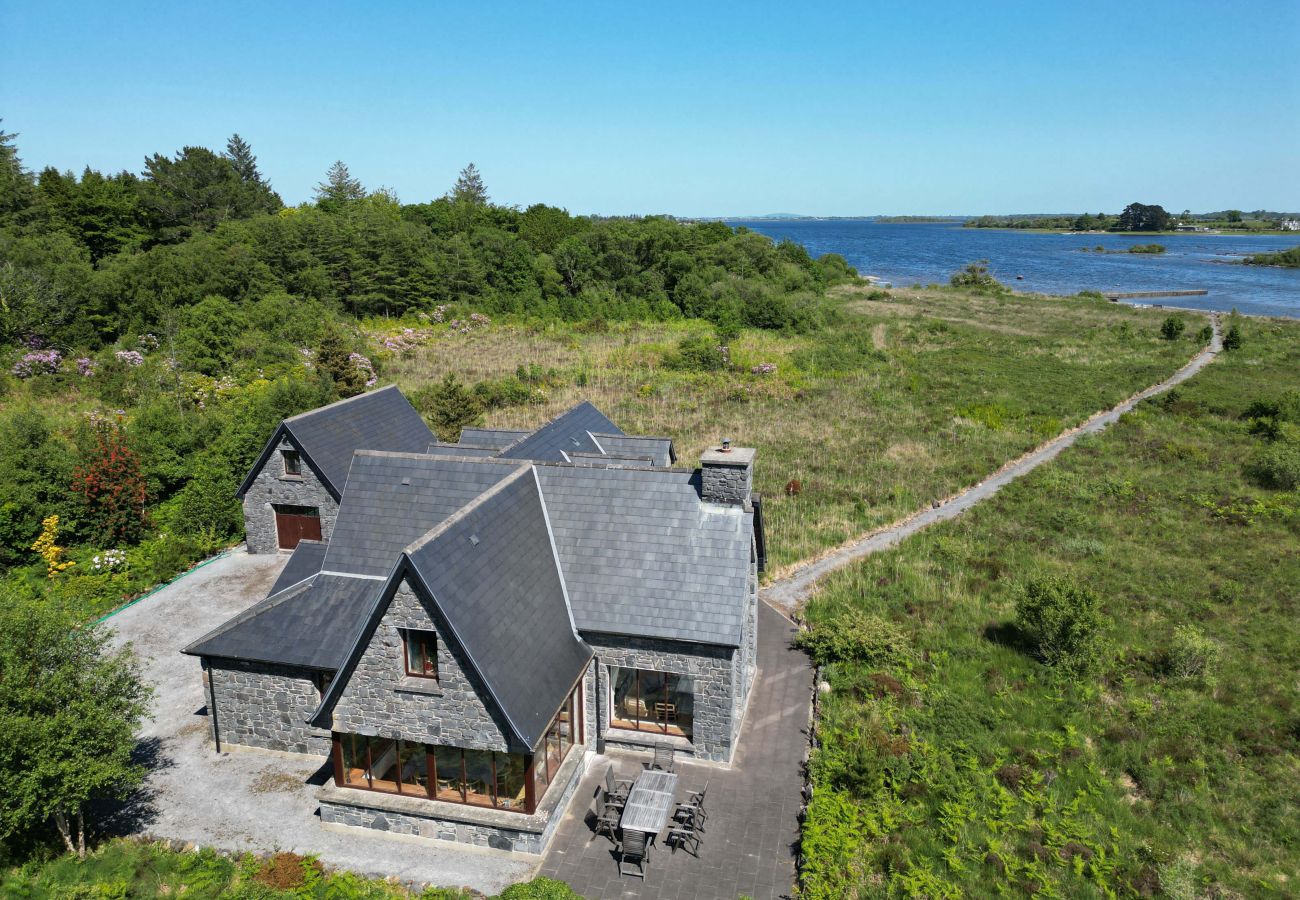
282, 449, 302, 477
402, 629, 437, 679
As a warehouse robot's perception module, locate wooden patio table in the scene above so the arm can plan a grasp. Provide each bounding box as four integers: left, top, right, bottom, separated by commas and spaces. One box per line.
619, 770, 679, 839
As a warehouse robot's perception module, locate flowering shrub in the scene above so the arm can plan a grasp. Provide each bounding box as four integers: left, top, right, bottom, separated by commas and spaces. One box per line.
115, 350, 145, 367
751, 362, 778, 375
92, 548, 128, 572
12, 349, 62, 378
348, 352, 378, 387
76, 357, 96, 377
137, 333, 160, 351
448, 312, 491, 335
298, 347, 315, 369
431, 305, 448, 323
72, 417, 149, 544
379, 327, 434, 353
31, 514, 75, 578
186, 373, 238, 409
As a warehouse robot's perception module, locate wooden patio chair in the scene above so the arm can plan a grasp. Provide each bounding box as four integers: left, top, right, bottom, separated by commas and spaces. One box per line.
673, 779, 708, 830
650, 743, 675, 773
604, 765, 633, 804
666, 820, 701, 856
618, 829, 650, 878
594, 801, 621, 843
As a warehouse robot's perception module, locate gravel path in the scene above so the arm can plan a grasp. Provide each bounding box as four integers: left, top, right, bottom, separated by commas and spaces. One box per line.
104, 548, 537, 895
763, 314, 1222, 616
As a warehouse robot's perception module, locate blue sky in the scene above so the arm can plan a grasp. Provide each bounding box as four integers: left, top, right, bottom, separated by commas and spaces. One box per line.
2, 1, 1297, 215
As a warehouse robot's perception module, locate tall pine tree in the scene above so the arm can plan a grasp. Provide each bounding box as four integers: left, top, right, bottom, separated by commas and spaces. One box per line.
315, 160, 366, 209
451, 162, 488, 205
0, 120, 36, 218
224, 133, 265, 186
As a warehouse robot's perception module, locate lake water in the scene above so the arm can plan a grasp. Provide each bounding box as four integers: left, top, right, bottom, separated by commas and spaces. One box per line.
727, 220, 1300, 319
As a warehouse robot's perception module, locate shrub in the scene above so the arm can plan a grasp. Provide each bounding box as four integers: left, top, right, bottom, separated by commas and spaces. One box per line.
950, 259, 1003, 290
1160, 317, 1186, 341
1013, 576, 1109, 676
794, 610, 912, 667
1197, 324, 1214, 344
1129, 243, 1166, 254
71, 418, 149, 546
497, 876, 583, 899
473, 375, 544, 411
1244, 436, 1300, 490
1165, 624, 1222, 683
1223, 324, 1242, 350
413, 373, 484, 442
665, 333, 729, 372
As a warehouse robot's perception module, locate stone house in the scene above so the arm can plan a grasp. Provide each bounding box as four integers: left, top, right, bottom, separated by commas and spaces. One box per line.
185, 391, 764, 854
236, 385, 435, 553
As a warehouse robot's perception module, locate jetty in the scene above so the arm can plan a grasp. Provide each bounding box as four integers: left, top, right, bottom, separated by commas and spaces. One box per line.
1105, 289, 1208, 301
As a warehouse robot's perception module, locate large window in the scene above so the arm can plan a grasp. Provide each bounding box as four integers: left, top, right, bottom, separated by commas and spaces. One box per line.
610, 667, 694, 739
334, 734, 532, 812
533, 681, 582, 801
401, 629, 437, 679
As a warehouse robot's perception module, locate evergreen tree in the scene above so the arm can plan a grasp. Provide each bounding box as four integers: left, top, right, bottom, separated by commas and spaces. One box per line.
141, 145, 279, 241
0, 120, 36, 218
224, 133, 267, 187
451, 162, 489, 205
315, 160, 366, 208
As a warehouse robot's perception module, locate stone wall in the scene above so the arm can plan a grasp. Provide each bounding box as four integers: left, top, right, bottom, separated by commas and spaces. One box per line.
206, 658, 331, 755
328, 578, 517, 753
241, 436, 339, 554
584, 632, 739, 762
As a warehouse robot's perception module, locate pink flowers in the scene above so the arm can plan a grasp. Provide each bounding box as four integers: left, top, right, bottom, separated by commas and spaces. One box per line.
115, 350, 145, 367
751, 362, 777, 375
380, 327, 433, 353
349, 352, 378, 387
12, 349, 62, 378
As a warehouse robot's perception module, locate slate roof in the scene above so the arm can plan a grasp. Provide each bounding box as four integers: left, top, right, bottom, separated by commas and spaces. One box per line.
536, 464, 752, 646
237, 386, 434, 499
183, 573, 378, 670
423, 443, 499, 459
267, 540, 327, 595
496, 401, 623, 462
458, 427, 530, 450
310, 468, 591, 749
321, 452, 521, 578
591, 433, 676, 467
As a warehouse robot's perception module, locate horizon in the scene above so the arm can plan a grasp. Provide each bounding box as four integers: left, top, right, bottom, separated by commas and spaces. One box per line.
2, 1, 1298, 216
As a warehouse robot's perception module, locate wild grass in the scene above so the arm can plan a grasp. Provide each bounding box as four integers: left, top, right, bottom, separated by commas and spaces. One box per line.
798, 315, 1300, 897
2, 837, 574, 898
379, 285, 1200, 571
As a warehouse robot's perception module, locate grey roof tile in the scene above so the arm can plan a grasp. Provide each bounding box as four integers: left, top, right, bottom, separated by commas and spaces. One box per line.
496, 401, 622, 462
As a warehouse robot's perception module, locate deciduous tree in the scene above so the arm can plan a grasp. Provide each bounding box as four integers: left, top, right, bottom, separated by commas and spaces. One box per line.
0, 591, 153, 858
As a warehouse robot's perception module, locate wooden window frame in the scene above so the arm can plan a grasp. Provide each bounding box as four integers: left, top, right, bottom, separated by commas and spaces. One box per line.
400, 628, 438, 680
331, 734, 533, 814
610, 667, 691, 739
281, 449, 302, 477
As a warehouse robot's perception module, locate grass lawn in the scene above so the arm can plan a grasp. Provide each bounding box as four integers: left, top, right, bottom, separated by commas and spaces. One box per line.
797, 314, 1300, 898
382, 284, 1200, 572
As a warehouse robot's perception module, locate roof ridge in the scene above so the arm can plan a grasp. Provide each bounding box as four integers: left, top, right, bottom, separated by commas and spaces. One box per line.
590, 431, 676, 442
282, 384, 399, 424
403, 464, 533, 555
353, 448, 517, 463
492, 399, 600, 456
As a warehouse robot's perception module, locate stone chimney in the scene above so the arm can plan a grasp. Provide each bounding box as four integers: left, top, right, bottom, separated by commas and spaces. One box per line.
700, 440, 755, 509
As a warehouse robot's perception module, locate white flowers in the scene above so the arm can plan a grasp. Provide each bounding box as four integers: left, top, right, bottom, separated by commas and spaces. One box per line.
92, 549, 127, 572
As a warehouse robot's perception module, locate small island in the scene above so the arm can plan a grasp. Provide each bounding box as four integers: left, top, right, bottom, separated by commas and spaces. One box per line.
1243, 245, 1300, 268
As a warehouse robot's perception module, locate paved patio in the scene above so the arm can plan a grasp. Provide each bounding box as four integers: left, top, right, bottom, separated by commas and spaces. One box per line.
538, 602, 813, 900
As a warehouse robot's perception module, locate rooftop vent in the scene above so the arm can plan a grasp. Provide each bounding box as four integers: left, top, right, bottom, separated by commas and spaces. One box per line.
468, 534, 480, 546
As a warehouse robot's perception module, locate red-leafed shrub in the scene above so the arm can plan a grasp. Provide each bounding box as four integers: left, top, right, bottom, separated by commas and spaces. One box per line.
71, 418, 149, 544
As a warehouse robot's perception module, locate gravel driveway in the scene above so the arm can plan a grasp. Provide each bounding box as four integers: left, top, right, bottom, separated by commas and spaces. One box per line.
104, 547, 537, 895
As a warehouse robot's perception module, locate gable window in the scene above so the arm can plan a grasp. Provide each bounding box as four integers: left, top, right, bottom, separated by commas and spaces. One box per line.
281, 449, 302, 477
401, 629, 437, 679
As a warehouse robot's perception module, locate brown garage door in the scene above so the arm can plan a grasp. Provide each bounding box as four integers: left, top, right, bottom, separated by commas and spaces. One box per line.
274, 505, 322, 549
